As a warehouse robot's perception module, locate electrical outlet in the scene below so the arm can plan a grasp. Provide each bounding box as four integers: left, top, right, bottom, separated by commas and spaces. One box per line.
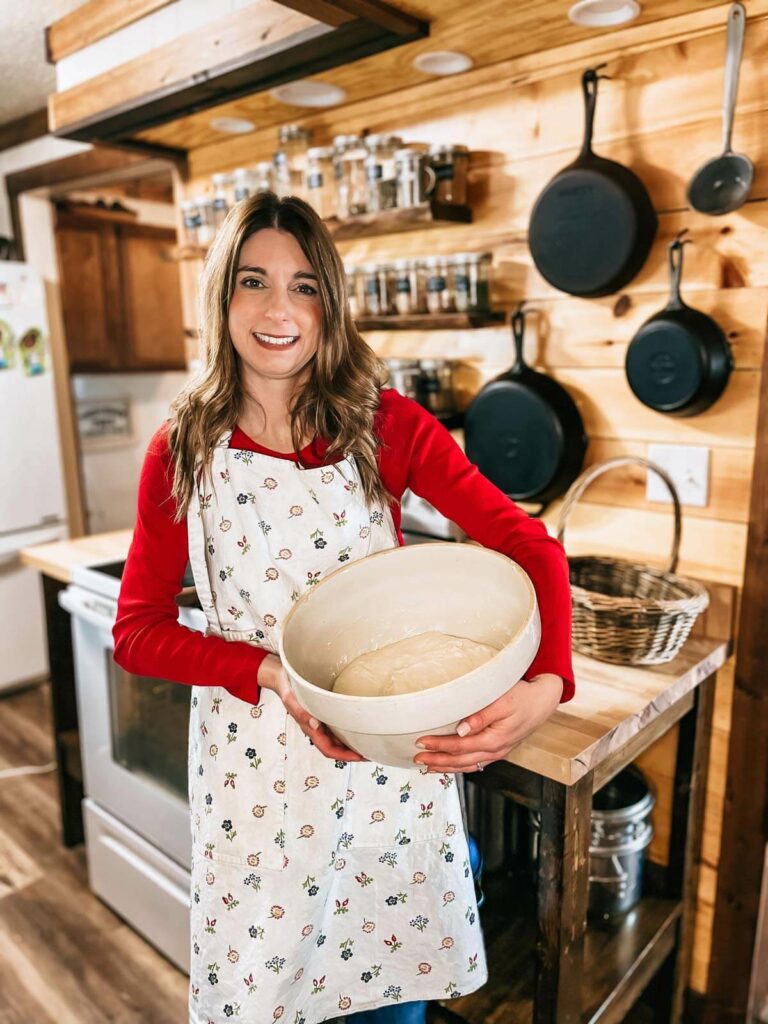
646, 444, 710, 508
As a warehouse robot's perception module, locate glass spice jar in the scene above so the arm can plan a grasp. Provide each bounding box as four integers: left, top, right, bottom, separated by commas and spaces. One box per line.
394, 147, 436, 208
180, 199, 201, 245
195, 196, 217, 245
232, 167, 253, 202
452, 251, 492, 312
306, 146, 335, 219
344, 264, 362, 319
333, 134, 368, 218
418, 358, 457, 415
385, 358, 422, 401
364, 134, 402, 213
423, 256, 453, 314
253, 162, 274, 194
392, 258, 419, 315
429, 144, 470, 206
360, 263, 383, 316
274, 124, 312, 199
378, 263, 397, 315
211, 173, 231, 230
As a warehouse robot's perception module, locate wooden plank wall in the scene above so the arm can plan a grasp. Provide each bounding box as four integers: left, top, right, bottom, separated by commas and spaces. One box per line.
177, 5, 768, 996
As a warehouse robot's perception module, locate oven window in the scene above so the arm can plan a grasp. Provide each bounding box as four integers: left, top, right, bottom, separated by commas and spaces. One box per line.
106, 655, 189, 801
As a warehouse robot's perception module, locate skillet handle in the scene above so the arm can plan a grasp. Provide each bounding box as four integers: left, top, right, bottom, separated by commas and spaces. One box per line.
555, 456, 682, 574
580, 69, 600, 157
666, 232, 692, 311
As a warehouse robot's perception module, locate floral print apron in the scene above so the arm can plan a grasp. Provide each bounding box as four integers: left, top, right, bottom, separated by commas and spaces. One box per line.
185, 434, 487, 1024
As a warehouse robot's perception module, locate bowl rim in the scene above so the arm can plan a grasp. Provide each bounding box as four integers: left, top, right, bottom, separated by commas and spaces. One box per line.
278, 541, 538, 704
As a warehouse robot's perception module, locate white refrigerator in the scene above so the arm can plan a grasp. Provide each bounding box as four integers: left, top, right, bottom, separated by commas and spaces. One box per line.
0, 261, 68, 692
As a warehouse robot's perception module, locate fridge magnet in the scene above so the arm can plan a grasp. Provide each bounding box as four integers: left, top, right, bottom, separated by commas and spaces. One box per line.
18, 327, 46, 376
0, 320, 14, 369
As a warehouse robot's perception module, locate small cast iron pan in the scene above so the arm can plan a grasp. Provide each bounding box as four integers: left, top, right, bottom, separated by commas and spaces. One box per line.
625, 231, 733, 417
464, 306, 587, 513
528, 67, 658, 298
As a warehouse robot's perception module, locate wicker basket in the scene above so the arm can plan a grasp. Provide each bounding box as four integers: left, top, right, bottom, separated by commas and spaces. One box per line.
555, 456, 709, 666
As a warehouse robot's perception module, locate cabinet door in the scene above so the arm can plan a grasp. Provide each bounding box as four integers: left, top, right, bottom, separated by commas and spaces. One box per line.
55, 218, 122, 371
118, 224, 185, 370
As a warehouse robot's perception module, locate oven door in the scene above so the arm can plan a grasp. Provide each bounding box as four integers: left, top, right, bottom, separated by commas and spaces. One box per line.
59, 585, 206, 870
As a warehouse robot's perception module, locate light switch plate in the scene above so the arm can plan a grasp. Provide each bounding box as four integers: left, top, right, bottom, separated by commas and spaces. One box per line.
646, 444, 710, 508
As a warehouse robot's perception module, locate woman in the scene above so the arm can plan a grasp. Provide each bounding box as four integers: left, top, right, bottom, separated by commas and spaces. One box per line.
113, 192, 574, 1024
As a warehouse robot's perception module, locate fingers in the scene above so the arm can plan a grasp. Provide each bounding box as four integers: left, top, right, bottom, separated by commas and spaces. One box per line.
415, 750, 498, 773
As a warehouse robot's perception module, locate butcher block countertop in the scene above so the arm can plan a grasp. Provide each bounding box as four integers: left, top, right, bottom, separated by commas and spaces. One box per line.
20, 529, 133, 583
20, 530, 729, 786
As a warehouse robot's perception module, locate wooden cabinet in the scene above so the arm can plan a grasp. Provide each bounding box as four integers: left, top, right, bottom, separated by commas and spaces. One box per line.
55, 209, 185, 372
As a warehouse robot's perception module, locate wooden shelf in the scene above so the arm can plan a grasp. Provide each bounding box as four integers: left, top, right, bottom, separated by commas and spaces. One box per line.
430, 871, 681, 1024
326, 201, 472, 240
169, 202, 474, 261
356, 312, 504, 330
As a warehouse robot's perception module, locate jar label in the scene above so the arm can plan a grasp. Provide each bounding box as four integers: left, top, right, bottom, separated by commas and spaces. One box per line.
213, 198, 227, 211
234, 188, 249, 202
365, 278, 379, 295
454, 274, 470, 292
395, 278, 411, 293
433, 164, 455, 182
307, 172, 323, 189
366, 164, 383, 181
426, 276, 447, 292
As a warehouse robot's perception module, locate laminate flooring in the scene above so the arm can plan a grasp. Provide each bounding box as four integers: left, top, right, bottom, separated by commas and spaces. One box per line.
0, 682, 187, 1024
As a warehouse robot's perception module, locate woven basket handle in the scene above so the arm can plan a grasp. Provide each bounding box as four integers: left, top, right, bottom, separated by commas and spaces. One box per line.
555, 456, 682, 574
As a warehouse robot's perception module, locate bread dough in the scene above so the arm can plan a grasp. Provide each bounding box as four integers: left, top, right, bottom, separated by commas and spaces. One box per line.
332, 630, 498, 698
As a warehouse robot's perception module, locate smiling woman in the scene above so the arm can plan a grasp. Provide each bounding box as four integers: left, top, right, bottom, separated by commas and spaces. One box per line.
112, 191, 574, 1024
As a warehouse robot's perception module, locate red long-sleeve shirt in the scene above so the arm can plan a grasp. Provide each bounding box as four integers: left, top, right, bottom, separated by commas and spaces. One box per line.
113, 389, 575, 704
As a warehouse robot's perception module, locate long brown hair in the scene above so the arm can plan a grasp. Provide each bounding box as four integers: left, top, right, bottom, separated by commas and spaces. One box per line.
167, 192, 388, 520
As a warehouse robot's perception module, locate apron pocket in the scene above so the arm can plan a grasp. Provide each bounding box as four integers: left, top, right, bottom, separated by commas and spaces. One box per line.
190, 687, 287, 872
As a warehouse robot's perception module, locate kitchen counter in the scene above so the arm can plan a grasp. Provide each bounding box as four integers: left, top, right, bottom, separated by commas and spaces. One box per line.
20, 529, 133, 583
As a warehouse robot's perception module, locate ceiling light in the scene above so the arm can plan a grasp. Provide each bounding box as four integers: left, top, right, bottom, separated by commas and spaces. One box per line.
209, 117, 257, 134
412, 51, 474, 76
269, 80, 347, 107
568, 0, 641, 26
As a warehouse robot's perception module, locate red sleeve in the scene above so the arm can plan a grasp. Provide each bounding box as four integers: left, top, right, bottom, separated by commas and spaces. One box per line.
112, 424, 266, 704
376, 391, 575, 702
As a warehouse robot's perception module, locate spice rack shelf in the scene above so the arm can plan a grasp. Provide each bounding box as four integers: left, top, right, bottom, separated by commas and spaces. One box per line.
326, 201, 472, 240
429, 871, 681, 1024
169, 202, 473, 261
356, 311, 504, 330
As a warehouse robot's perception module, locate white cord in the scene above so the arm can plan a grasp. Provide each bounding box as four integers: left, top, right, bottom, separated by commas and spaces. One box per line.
0, 761, 56, 780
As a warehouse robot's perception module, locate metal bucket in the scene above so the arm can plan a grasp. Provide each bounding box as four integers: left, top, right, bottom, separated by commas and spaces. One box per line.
530, 765, 655, 921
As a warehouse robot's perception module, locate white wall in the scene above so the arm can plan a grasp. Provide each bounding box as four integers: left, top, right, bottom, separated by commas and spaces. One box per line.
71, 371, 188, 533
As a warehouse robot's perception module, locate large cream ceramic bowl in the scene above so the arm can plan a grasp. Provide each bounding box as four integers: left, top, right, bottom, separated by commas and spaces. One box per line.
278, 542, 541, 769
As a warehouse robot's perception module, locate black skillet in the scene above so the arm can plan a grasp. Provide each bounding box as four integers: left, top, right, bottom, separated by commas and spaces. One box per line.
464, 306, 587, 512
625, 231, 733, 416
528, 67, 657, 298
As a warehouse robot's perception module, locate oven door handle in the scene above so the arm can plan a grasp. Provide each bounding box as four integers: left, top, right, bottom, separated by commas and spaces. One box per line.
58, 587, 117, 631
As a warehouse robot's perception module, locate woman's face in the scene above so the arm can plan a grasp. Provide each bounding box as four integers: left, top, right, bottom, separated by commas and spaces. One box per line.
228, 228, 322, 389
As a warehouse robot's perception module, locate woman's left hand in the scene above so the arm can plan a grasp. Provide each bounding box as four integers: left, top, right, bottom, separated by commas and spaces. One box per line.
413, 673, 564, 773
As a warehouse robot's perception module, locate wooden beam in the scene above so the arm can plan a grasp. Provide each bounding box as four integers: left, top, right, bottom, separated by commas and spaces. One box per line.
48, 2, 325, 135
703, 297, 768, 1017
0, 109, 49, 152
278, 0, 426, 34
46, 0, 174, 63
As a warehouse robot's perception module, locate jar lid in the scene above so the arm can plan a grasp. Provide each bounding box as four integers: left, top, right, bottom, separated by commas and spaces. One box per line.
423, 255, 447, 267
359, 262, 380, 272
194, 196, 214, 207
333, 134, 362, 148
278, 124, 312, 143
180, 199, 197, 209
394, 147, 425, 160
233, 167, 250, 177
392, 258, 411, 271
307, 146, 334, 159
364, 134, 403, 150
428, 144, 469, 157
386, 358, 421, 369
255, 161, 274, 173
419, 358, 450, 369
211, 172, 230, 184
343, 263, 358, 275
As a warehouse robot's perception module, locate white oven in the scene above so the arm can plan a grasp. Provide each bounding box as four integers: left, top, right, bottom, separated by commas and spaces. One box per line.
59, 562, 206, 971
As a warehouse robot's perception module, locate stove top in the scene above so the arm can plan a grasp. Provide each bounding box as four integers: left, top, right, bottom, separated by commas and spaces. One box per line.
71, 559, 196, 601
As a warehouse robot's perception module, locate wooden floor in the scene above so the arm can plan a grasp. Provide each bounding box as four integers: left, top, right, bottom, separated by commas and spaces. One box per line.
0, 681, 188, 1023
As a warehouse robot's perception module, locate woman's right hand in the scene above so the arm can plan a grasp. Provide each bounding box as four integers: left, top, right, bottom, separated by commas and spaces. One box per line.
257, 654, 366, 762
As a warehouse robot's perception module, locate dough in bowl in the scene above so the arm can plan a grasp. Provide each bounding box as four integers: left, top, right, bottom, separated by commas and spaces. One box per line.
332, 630, 499, 697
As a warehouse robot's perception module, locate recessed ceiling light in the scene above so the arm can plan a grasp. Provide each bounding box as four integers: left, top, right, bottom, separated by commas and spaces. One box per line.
568, 0, 641, 27
269, 80, 347, 107
412, 51, 474, 76
208, 117, 257, 134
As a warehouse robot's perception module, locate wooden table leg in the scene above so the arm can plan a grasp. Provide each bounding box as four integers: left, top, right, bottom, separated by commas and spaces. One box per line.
534, 771, 593, 1024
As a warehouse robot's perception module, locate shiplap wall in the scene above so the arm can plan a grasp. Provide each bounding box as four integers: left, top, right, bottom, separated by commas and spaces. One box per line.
177, 6, 768, 995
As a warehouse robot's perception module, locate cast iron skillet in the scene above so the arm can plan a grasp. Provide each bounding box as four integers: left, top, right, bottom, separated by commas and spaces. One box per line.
625, 231, 733, 417
464, 306, 587, 513
528, 67, 658, 298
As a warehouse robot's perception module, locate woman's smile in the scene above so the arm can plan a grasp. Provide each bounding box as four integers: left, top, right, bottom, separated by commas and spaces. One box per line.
252, 330, 300, 350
